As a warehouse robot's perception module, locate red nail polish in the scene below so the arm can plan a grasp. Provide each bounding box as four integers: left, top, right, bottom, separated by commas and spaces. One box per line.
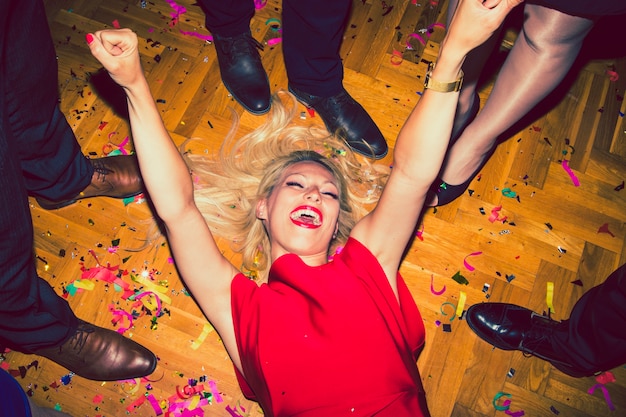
85, 33, 94, 44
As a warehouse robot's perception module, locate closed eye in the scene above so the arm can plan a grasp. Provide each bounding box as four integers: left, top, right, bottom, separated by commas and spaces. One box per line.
322, 191, 338, 200
286, 181, 303, 188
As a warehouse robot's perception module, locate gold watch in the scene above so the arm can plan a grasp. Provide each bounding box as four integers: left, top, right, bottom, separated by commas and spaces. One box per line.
424, 62, 464, 93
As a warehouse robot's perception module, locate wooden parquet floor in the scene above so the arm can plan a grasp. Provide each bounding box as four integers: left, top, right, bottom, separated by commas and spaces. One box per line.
4, 0, 626, 416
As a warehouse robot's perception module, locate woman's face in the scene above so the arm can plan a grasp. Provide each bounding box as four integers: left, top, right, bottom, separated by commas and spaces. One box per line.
257, 161, 340, 264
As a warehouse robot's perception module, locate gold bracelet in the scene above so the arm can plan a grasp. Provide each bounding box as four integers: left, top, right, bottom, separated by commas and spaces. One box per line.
424, 62, 464, 93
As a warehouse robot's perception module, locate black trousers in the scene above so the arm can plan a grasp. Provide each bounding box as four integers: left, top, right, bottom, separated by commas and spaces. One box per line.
0, 0, 94, 351
555, 263, 626, 373
198, 0, 351, 97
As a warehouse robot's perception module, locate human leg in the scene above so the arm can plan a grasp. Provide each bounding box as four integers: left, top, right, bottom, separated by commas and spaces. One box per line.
431, 4, 594, 205
283, 0, 388, 159
0, 0, 155, 381
553, 263, 626, 374
3, 0, 142, 209
466, 264, 626, 377
0, 368, 72, 417
197, 0, 270, 114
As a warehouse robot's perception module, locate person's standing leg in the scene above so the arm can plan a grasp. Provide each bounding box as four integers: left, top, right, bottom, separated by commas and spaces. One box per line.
197, 0, 270, 114
5, 1, 143, 211
465, 264, 626, 377
553, 264, 626, 374
0, 0, 156, 381
284, 0, 388, 159
430, 4, 594, 205
0, 0, 81, 354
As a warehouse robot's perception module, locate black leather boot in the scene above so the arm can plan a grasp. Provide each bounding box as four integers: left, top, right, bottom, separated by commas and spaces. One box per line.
289, 85, 388, 159
213, 31, 271, 115
466, 303, 596, 377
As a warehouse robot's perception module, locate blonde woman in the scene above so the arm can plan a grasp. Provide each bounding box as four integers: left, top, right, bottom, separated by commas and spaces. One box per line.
85, 0, 522, 415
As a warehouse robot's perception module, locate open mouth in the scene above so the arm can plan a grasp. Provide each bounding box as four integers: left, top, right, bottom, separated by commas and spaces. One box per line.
290, 205, 323, 229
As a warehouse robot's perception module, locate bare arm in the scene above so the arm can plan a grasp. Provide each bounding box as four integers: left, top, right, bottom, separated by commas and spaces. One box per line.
350, 0, 524, 295
86, 30, 242, 371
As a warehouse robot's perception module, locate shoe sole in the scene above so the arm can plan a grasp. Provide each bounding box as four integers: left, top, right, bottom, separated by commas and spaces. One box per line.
221, 82, 270, 115
36, 191, 142, 210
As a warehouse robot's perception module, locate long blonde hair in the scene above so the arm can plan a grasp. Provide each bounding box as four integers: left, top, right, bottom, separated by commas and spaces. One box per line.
182, 91, 388, 280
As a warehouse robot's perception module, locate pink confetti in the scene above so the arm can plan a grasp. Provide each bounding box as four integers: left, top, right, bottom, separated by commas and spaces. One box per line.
430, 274, 446, 295
416, 223, 424, 241
502, 400, 525, 416
112, 19, 120, 29
595, 371, 616, 385
147, 394, 163, 416
588, 383, 615, 411
407, 32, 426, 47
208, 380, 223, 403
606, 69, 619, 82
488, 205, 507, 223
561, 160, 580, 187
463, 251, 482, 271
226, 405, 247, 417
109, 304, 134, 334
179, 30, 213, 42
390, 49, 403, 66
125, 396, 146, 413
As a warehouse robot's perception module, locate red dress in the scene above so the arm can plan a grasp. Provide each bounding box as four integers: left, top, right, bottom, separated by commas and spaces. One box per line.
231, 237, 430, 416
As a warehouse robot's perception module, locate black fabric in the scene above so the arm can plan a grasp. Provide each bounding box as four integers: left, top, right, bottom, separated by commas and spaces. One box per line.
0, 0, 83, 351
554, 264, 626, 373
0, 369, 31, 417
530, 0, 626, 18
198, 0, 351, 97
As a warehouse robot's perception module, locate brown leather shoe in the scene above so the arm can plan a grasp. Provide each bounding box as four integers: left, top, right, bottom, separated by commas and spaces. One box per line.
32, 320, 157, 381
36, 155, 144, 209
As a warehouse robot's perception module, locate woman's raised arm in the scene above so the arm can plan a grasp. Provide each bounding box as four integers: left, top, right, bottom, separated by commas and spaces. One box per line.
86, 29, 242, 370
350, 0, 524, 295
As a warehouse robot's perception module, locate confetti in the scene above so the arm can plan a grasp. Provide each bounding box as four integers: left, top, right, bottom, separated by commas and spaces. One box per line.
561, 160, 580, 187
588, 383, 615, 411
463, 251, 482, 271
546, 282, 555, 314
451, 271, 469, 285
597, 223, 615, 237
430, 274, 446, 295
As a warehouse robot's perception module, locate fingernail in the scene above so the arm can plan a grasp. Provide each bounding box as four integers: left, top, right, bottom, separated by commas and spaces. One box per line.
85, 33, 94, 44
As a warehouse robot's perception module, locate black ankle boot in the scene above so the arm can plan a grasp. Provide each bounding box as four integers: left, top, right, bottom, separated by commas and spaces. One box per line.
288, 85, 388, 159
213, 31, 270, 115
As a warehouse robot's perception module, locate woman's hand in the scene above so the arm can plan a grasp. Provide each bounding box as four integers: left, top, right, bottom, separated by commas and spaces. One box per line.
85, 29, 144, 90
446, 0, 524, 56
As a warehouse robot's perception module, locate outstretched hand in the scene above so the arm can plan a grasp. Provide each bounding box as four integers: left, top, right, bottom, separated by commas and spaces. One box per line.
446, 0, 524, 55
86, 29, 144, 90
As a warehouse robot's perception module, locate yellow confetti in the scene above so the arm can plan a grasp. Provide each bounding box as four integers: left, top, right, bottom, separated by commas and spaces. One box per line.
191, 322, 214, 350
131, 274, 172, 304
73, 280, 96, 291
546, 282, 555, 313
456, 291, 467, 318
189, 394, 201, 409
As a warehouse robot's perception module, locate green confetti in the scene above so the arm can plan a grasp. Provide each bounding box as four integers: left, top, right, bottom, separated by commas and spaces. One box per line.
452, 271, 469, 285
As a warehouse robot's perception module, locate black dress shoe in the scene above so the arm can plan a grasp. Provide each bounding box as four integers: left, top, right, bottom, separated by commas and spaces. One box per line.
32, 319, 157, 381
288, 85, 388, 159
213, 31, 270, 115
466, 303, 594, 377
35, 155, 144, 209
